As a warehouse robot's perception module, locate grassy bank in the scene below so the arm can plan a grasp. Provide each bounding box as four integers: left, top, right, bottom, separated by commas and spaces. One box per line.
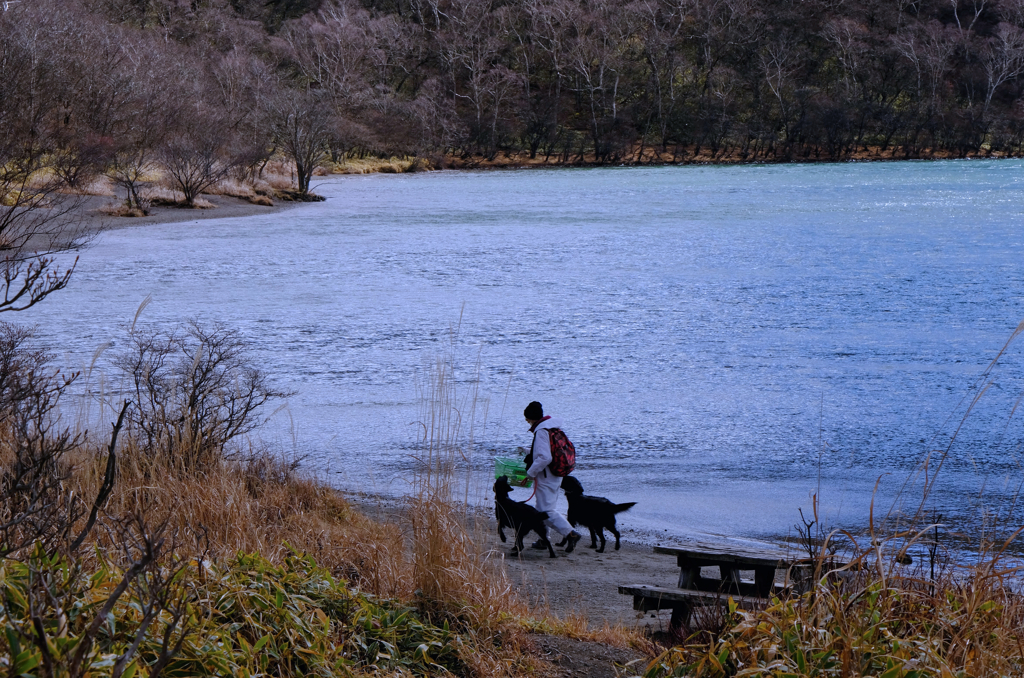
1, 449, 570, 677
2, 432, 614, 677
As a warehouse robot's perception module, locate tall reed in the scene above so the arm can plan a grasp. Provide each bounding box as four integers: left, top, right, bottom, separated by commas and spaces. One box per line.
408, 335, 526, 626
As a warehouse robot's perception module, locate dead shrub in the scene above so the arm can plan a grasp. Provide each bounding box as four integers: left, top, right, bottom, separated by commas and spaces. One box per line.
98, 202, 149, 217
113, 319, 293, 471
0, 322, 85, 558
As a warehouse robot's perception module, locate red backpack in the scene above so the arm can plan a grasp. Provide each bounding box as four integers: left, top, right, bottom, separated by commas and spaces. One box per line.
547, 428, 576, 477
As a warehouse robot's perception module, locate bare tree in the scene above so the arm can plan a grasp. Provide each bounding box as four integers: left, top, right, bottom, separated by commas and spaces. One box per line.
982, 23, 1024, 119
286, 1, 374, 104
272, 90, 335, 197
823, 18, 870, 98
107, 145, 156, 214
563, 0, 635, 161
0, 14, 83, 311
760, 38, 799, 144
116, 319, 294, 470
160, 109, 239, 206
516, 0, 575, 160
212, 49, 280, 179
433, 0, 523, 156
894, 20, 957, 107
104, 35, 178, 213
42, 3, 129, 191
0, 327, 124, 561
284, 3, 377, 161
948, 0, 989, 42
49, 136, 116, 191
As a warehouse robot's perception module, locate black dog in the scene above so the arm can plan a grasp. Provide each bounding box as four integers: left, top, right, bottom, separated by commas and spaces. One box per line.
494, 475, 556, 558
558, 475, 636, 553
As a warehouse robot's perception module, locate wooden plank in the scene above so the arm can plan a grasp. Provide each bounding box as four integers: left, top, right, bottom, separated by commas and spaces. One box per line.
676, 565, 701, 589
618, 584, 767, 609
654, 544, 794, 568
754, 565, 777, 597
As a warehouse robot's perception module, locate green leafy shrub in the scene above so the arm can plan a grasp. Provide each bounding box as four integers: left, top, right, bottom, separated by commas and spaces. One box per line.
0, 547, 468, 677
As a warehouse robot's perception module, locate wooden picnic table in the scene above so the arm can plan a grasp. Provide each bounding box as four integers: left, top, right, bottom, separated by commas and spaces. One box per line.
620, 542, 810, 629
654, 543, 798, 597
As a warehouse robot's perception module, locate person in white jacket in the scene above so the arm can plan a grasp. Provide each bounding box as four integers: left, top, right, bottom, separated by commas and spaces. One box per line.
524, 401, 582, 553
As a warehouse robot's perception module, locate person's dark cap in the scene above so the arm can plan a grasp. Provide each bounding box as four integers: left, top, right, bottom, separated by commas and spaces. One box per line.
524, 401, 544, 419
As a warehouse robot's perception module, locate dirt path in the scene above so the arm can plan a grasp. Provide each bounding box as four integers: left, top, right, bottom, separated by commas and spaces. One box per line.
495, 537, 682, 632
351, 493, 692, 632
352, 493, 686, 677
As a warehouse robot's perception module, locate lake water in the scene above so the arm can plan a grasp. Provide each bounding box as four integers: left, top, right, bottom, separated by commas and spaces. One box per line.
26, 160, 1024, 549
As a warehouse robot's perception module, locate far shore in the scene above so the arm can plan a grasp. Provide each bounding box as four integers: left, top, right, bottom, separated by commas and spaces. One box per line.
439, 144, 1022, 170
50, 151, 1024, 248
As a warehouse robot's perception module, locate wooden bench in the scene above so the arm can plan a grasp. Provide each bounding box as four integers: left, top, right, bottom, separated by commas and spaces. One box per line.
619, 584, 769, 628
620, 543, 814, 629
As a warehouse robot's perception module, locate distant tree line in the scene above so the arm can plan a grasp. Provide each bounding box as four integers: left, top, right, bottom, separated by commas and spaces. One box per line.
4, 0, 1024, 193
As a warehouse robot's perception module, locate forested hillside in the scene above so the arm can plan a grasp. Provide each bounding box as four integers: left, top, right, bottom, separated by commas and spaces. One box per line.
4, 0, 1024, 183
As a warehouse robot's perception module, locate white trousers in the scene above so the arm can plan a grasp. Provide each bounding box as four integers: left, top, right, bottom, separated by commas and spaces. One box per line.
532, 470, 575, 537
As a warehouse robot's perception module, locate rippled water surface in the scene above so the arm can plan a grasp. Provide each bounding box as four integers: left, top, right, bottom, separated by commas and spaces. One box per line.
28, 161, 1024, 545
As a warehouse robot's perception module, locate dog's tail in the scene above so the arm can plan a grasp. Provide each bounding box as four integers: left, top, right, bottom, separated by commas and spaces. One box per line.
613, 502, 637, 514
538, 511, 549, 520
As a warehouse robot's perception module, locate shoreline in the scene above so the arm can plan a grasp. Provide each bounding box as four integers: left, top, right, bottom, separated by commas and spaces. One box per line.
437, 146, 1023, 170
70, 191, 305, 238
340, 484, 1022, 626
342, 489, 790, 633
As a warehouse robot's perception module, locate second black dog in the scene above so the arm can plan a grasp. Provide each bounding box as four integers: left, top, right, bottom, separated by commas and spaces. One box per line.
494, 475, 556, 558
559, 475, 636, 552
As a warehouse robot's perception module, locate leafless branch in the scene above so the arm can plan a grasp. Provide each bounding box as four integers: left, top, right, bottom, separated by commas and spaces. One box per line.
69, 400, 131, 553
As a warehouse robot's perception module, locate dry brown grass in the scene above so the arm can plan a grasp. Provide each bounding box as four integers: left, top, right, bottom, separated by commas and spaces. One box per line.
68, 442, 416, 600
97, 185, 218, 215
547, 614, 658, 651
206, 177, 277, 206
62, 175, 117, 197
97, 201, 148, 217
93, 165, 289, 212
256, 160, 300, 190
405, 350, 534, 631
332, 156, 431, 174
145, 186, 216, 208
651, 557, 1024, 677
638, 517, 1024, 677
56, 424, 585, 678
